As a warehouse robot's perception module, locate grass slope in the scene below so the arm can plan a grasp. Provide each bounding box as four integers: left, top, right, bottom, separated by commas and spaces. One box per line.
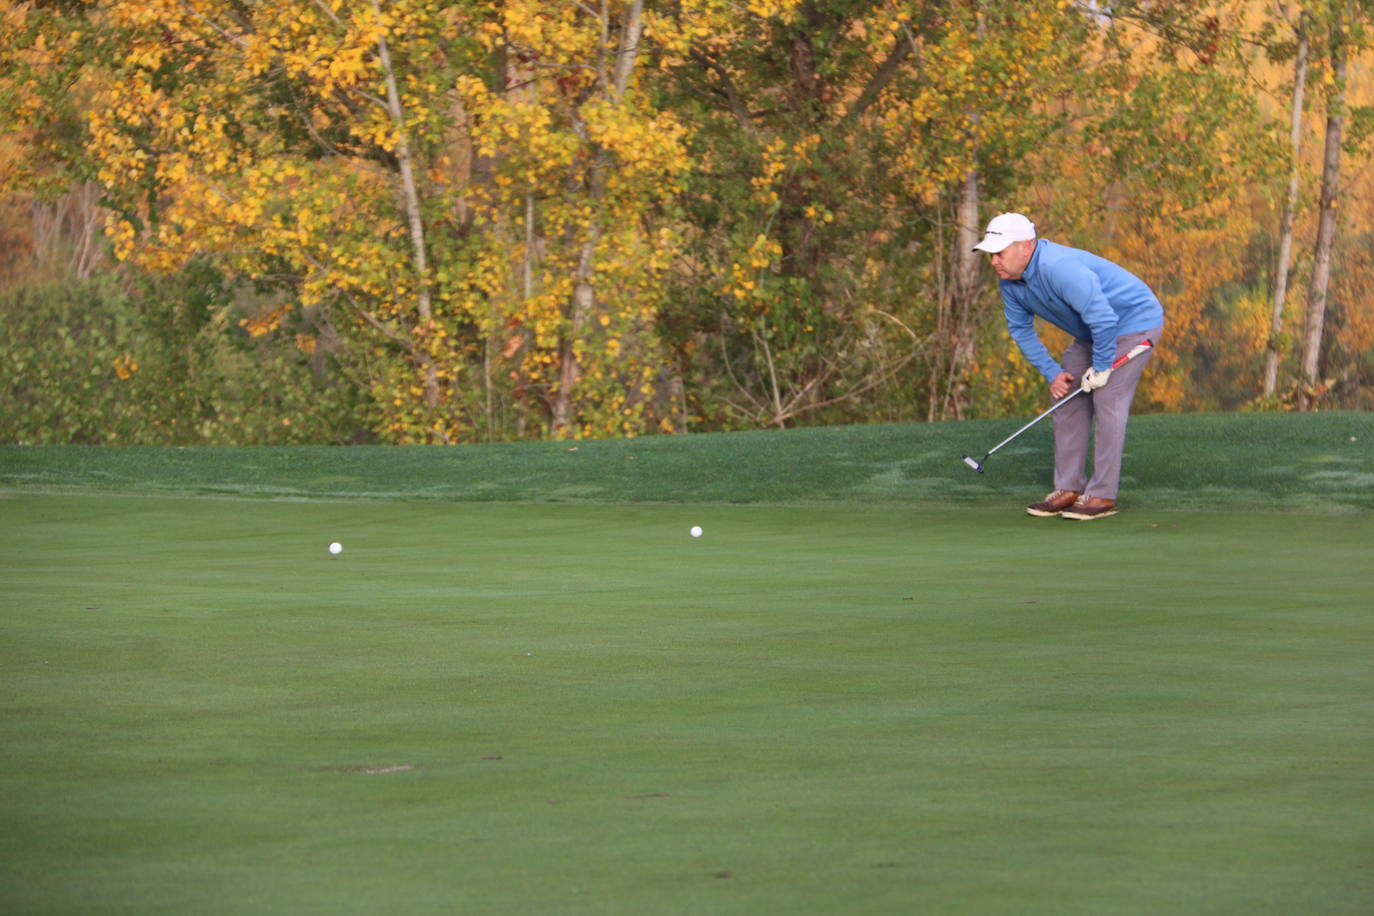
2, 411, 1372, 510
2, 414, 1372, 913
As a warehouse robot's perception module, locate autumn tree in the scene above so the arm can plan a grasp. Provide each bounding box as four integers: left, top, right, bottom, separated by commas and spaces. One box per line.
0, 2, 110, 286
5, 0, 818, 442
1006, 2, 1284, 415
1296, 0, 1373, 407
1244, 0, 1373, 406
456, 0, 695, 439
44, 0, 497, 442
4, 0, 1372, 441
654, 1, 1094, 428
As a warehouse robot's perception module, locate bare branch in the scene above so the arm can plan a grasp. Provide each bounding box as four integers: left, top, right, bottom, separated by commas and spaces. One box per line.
690, 50, 757, 136
311, 0, 346, 31
842, 35, 912, 124
769, 351, 919, 426
177, 0, 248, 51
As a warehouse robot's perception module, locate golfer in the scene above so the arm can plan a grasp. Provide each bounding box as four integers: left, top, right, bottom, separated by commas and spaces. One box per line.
973, 213, 1164, 520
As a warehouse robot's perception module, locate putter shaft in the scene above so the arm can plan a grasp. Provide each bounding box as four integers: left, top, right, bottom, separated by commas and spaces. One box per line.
960, 339, 1154, 472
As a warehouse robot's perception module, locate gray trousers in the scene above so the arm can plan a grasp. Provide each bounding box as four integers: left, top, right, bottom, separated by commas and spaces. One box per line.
1053, 327, 1162, 500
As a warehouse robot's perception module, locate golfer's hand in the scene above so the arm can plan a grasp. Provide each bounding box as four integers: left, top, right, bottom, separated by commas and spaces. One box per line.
1050, 372, 1076, 399
1080, 367, 1112, 392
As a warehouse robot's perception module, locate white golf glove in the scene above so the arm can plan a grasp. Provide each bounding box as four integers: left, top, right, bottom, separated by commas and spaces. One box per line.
1080, 367, 1112, 392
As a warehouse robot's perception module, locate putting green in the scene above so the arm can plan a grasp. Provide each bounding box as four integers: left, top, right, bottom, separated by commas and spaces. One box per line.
2, 493, 1371, 914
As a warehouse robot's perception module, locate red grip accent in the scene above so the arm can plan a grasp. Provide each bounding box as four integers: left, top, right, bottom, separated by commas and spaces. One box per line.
1109, 339, 1153, 370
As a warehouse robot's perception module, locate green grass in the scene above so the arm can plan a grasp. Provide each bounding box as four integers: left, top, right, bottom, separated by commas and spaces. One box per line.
2, 413, 1373, 913
3, 410, 1371, 510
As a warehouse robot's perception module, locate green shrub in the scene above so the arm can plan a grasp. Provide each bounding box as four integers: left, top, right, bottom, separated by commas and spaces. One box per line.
0, 269, 366, 444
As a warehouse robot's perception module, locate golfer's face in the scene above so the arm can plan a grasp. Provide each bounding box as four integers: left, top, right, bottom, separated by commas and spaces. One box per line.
990, 239, 1034, 280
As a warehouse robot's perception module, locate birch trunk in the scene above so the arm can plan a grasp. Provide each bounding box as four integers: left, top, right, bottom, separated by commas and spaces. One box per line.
372, 0, 439, 413
551, 0, 643, 436
1299, 8, 1346, 409
939, 1, 984, 420
1263, 13, 1308, 398
945, 169, 982, 420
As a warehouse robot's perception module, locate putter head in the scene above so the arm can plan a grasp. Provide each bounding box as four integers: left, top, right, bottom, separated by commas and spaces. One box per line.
961, 455, 985, 473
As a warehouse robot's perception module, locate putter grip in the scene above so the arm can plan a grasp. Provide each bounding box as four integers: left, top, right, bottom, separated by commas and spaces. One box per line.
1110, 339, 1153, 369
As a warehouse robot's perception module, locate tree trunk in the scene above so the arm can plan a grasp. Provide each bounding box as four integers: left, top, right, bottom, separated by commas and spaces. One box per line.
551, 0, 643, 436
926, 213, 949, 422
372, 0, 439, 414
1299, 7, 1346, 410
1263, 13, 1308, 398
553, 227, 601, 435
938, 1, 984, 420
945, 169, 982, 420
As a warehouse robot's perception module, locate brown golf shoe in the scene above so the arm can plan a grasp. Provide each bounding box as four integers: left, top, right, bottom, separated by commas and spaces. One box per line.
1026, 490, 1082, 517
1061, 496, 1118, 520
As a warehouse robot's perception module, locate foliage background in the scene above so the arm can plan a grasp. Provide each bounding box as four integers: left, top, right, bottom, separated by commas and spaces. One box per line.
2, 0, 1372, 445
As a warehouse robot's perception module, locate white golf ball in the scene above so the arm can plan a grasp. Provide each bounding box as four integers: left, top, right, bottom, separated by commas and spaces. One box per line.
329, 541, 343, 555
690, 526, 703, 538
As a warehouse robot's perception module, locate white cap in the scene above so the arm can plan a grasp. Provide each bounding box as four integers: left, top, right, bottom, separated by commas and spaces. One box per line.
972, 213, 1036, 253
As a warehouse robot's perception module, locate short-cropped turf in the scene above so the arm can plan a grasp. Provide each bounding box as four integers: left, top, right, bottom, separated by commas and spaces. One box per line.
2, 412, 1371, 913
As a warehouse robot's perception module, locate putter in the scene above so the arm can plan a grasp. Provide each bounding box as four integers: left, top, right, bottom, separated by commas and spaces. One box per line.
961, 339, 1153, 473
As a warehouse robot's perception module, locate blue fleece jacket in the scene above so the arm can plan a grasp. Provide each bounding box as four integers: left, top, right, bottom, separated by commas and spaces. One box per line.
1001, 239, 1164, 380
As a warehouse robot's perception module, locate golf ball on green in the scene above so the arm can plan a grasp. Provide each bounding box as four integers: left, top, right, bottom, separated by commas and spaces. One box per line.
690, 526, 703, 538
329, 541, 343, 555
